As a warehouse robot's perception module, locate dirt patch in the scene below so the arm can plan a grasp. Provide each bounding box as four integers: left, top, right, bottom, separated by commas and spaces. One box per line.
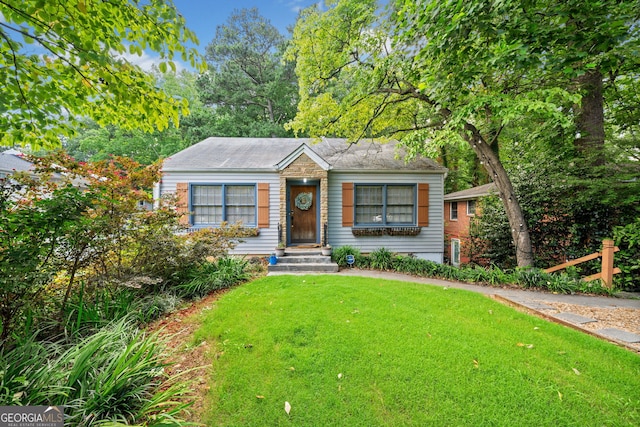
147, 290, 229, 423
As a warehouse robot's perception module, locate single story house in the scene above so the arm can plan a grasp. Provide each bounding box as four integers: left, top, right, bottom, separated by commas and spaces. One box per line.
157, 137, 447, 262
444, 182, 496, 266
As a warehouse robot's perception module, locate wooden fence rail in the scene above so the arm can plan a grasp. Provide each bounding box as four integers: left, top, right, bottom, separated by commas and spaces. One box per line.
543, 239, 620, 289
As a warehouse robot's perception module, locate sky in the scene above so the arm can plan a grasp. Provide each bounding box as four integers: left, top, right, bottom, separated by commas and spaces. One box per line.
162, 0, 322, 71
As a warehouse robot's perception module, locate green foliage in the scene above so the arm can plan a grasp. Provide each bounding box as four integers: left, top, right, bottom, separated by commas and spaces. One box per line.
288, 0, 640, 268
467, 196, 515, 267
369, 247, 394, 270
0, 177, 95, 342
199, 8, 299, 137
332, 245, 362, 268
0, 318, 193, 425
346, 248, 614, 295
613, 219, 640, 291
64, 70, 208, 164
0, 153, 253, 345
177, 257, 250, 299
0, 0, 205, 149
469, 154, 639, 286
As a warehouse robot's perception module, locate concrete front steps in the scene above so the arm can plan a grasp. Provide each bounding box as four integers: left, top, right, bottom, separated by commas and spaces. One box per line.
268, 250, 339, 274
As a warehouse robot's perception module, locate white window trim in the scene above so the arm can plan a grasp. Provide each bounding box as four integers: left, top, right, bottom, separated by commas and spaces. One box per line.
449, 201, 458, 221
451, 238, 461, 267
467, 200, 476, 217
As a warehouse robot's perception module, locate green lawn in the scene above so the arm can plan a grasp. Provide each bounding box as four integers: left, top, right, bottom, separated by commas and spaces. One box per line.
192, 275, 640, 426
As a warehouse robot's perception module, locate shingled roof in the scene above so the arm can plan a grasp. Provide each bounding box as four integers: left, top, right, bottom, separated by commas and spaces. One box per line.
162, 137, 446, 173
0, 149, 33, 175
444, 182, 497, 201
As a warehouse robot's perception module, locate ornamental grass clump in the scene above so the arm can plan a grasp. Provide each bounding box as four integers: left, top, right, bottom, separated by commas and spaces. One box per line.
176, 257, 250, 299
0, 317, 193, 426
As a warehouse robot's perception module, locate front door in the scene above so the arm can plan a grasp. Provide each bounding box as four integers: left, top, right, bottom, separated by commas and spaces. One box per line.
289, 184, 317, 244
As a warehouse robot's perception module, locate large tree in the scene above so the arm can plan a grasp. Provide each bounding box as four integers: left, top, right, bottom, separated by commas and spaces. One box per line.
198, 7, 299, 137
287, 0, 639, 267
0, 0, 204, 149
286, 0, 540, 266
65, 69, 204, 163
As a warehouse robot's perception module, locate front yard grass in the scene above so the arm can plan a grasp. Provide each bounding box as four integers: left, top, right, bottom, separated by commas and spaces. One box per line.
193, 275, 640, 426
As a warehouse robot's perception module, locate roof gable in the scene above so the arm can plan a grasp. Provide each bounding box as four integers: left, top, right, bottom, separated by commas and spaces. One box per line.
275, 143, 331, 171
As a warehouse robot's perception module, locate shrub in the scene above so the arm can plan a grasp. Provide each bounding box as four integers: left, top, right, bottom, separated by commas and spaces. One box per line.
176, 257, 250, 299
512, 267, 546, 289
1, 153, 255, 346
0, 318, 193, 425
369, 253, 613, 295
613, 218, 640, 291
369, 247, 394, 270
333, 245, 361, 268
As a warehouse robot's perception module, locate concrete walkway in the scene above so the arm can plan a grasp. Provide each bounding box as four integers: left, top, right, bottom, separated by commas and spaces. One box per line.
333, 269, 640, 351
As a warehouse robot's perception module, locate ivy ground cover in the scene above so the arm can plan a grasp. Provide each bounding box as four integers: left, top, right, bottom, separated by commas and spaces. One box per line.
193, 275, 640, 426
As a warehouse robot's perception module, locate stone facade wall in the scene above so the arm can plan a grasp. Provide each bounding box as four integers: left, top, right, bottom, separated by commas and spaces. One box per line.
279, 154, 328, 245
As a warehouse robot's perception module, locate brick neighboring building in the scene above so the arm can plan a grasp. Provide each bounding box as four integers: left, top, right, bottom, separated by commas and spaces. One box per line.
444, 183, 496, 266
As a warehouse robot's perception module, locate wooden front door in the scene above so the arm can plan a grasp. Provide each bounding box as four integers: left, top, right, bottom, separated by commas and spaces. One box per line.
289, 185, 317, 244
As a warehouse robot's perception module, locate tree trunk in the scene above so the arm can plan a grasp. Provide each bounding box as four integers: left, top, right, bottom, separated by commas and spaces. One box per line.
574, 69, 605, 166
464, 123, 535, 267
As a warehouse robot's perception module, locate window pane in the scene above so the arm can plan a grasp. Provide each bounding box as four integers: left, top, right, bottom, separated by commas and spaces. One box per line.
194, 206, 222, 224
193, 185, 221, 206
226, 185, 256, 225
356, 205, 383, 223
356, 186, 382, 205
387, 186, 413, 205
226, 185, 255, 205
450, 202, 458, 220
355, 186, 383, 224
386, 205, 414, 223
386, 186, 414, 224
467, 200, 476, 215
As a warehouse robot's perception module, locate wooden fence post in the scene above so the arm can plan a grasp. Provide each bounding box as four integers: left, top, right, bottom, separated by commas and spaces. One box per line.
601, 239, 615, 289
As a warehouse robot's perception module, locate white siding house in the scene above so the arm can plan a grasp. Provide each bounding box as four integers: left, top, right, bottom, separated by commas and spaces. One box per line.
157, 137, 447, 262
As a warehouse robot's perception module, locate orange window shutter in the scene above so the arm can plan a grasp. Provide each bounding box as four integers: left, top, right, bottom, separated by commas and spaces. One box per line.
342, 182, 354, 227
417, 183, 429, 227
257, 183, 269, 228
176, 182, 190, 225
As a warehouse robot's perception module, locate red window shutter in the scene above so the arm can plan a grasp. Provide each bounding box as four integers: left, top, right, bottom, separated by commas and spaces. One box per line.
257, 183, 269, 228
342, 182, 354, 227
175, 182, 190, 225
417, 183, 429, 227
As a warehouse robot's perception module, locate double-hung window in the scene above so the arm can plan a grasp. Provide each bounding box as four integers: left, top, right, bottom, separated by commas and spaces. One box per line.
450, 202, 458, 220
355, 184, 415, 225
191, 184, 256, 226
467, 200, 476, 216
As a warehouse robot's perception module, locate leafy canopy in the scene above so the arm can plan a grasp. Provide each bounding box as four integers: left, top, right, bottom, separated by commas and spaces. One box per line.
198, 7, 299, 137
0, 0, 205, 149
